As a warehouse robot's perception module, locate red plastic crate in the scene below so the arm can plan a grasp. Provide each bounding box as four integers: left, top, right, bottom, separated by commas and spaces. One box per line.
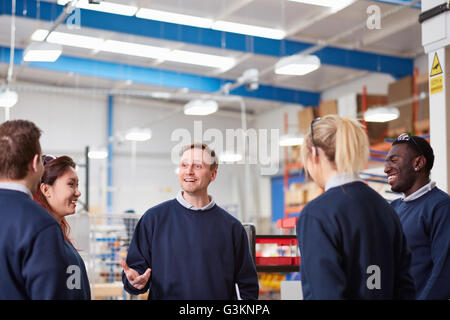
256, 256, 300, 266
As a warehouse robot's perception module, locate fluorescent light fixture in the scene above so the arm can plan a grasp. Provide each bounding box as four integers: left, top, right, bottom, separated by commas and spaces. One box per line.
0, 89, 18, 108
136, 8, 213, 28
275, 54, 321, 76
57, 0, 138, 16
288, 0, 354, 12
125, 128, 152, 142
167, 50, 235, 70
151, 92, 172, 99
31, 29, 49, 41
364, 107, 400, 123
101, 40, 170, 59
88, 149, 108, 159
184, 99, 218, 116
279, 133, 304, 147
23, 42, 62, 62
47, 31, 105, 50
212, 20, 286, 40
219, 152, 243, 163
31, 29, 234, 69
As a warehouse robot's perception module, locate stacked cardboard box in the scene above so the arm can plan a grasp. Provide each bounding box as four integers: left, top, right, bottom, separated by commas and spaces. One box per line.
298, 107, 316, 134
357, 94, 389, 144
285, 183, 306, 206
387, 76, 414, 137
318, 100, 338, 117
290, 145, 301, 163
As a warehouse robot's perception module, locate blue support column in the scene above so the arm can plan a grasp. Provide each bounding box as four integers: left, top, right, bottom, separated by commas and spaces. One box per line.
107, 95, 114, 219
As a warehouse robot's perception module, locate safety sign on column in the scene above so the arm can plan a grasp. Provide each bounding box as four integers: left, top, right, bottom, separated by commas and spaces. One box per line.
430, 52, 443, 95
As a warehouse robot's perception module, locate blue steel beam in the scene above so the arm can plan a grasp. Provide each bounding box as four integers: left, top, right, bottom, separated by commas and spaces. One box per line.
369, 0, 421, 9
0, 46, 321, 106
0, 0, 413, 78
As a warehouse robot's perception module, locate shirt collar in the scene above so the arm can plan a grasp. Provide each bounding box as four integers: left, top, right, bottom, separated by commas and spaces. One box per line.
0, 182, 33, 199
402, 181, 436, 202
176, 190, 215, 211
325, 173, 362, 192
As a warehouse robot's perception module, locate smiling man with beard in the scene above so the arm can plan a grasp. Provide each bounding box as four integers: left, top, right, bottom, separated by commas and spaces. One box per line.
385, 134, 450, 300
121, 143, 258, 300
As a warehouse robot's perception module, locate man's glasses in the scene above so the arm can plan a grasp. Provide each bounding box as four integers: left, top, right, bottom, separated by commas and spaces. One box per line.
310, 117, 321, 156
395, 133, 424, 156
42, 154, 56, 166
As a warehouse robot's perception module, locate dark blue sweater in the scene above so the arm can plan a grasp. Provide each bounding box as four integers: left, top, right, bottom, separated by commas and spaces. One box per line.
122, 199, 259, 299
0, 189, 81, 299
296, 181, 416, 300
391, 187, 450, 300
64, 241, 91, 300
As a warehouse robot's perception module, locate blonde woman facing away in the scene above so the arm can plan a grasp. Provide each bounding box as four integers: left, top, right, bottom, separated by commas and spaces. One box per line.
296, 115, 415, 300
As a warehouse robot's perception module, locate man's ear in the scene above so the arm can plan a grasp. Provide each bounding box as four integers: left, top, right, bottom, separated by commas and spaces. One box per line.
413, 155, 426, 172
210, 169, 218, 182
30, 154, 40, 173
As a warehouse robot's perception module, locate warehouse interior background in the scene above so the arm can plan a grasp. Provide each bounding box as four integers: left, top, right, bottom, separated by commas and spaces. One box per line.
0, 0, 443, 299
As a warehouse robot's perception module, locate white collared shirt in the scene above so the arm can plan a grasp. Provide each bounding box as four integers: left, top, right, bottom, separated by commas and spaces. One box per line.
176, 190, 216, 211
325, 173, 363, 192
0, 182, 33, 199
402, 181, 436, 202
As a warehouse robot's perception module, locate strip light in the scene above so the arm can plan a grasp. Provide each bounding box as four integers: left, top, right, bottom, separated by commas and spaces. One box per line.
30, 29, 235, 69
23, 42, 62, 62
168, 50, 235, 70
212, 20, 286, 40
57, 0, 138, 16
288, 0, 355, 12
136, 8, 213, 28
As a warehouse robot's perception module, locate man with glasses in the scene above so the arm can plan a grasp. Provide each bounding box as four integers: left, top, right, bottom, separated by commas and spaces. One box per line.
385, 134, 450, 300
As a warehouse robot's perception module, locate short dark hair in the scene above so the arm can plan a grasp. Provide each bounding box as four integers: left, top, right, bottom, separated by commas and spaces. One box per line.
0, 120, 42, 180
180, 143, 219, 171
392, 135, 434, 174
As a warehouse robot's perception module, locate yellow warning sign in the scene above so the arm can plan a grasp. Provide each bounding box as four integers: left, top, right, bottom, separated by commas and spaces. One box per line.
430, 52, 443, 77
430, 75, 443, 95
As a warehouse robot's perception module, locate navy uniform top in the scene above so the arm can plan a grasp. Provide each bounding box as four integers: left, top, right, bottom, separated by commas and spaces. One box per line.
122, 199, 259, 299
0, 188, 71, 299
391, 185, 450, 300
297, 179, 416, 299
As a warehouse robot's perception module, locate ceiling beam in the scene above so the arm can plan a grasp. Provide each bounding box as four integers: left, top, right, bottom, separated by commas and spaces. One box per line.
358, 11, 419, 47
0, 46, 321, 106
0, 0, 413, 79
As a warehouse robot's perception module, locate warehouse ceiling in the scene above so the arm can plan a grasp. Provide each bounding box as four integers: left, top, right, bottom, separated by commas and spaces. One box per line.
0, 0, 422, 114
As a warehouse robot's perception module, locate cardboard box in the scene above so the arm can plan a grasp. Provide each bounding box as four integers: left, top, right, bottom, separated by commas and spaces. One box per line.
387, 76, 414, 136
298, 107, 315, 134
290, 145, 301, 163
319, 100, 338, 117
415, 81, 430, 133
304, 182, 323, 202
285, 185, 306, 205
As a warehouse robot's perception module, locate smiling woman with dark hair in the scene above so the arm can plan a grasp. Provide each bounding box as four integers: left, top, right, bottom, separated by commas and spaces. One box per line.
34, 155, 91, 300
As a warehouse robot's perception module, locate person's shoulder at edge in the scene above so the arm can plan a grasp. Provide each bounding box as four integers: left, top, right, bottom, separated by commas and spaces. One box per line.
1, 190, 58, 227
431, 187, 450, 207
